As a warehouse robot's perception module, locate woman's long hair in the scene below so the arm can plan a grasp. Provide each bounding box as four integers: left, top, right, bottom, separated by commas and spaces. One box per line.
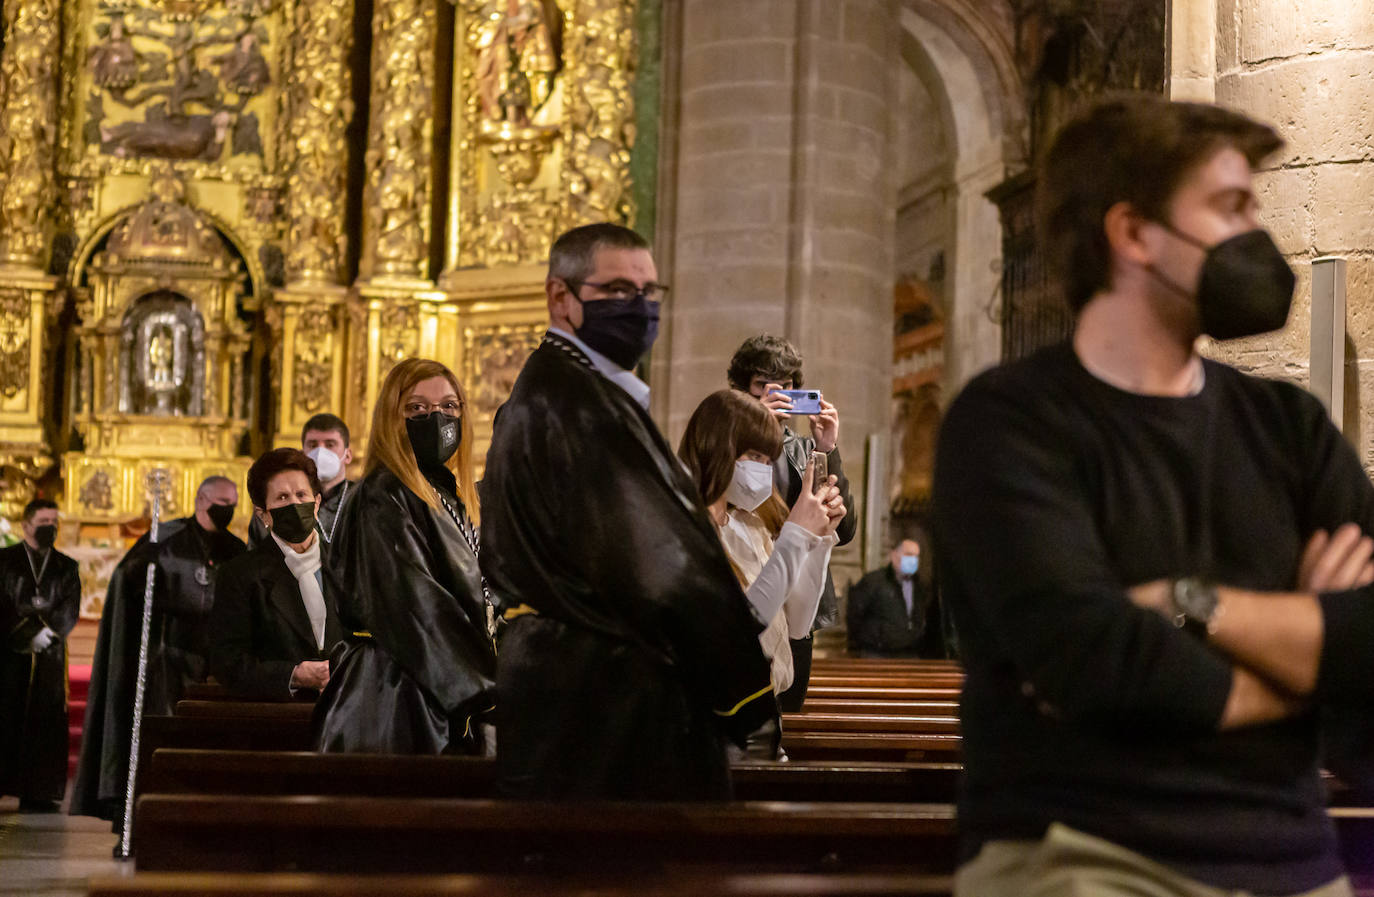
678, 389, 788, 537
366, 357, 480, 524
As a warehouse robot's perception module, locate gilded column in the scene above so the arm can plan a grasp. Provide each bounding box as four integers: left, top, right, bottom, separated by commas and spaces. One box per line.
0, 1, 62, 517
273, 0, 356, 446
0, 0, 60, 268
360, 0, 436, 282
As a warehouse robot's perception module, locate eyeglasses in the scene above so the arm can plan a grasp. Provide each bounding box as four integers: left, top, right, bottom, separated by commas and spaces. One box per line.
404, 400, 463, 419
566, 278, 670, 304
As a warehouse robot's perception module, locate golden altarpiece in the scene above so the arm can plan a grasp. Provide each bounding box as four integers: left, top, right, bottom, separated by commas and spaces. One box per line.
0, 0, 643, 615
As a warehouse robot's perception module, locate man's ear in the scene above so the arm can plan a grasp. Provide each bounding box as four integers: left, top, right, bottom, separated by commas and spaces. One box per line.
1103, 200, 1156, 268
341, 446, 353, 467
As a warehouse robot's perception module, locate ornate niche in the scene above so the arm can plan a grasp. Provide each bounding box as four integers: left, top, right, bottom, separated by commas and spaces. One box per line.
62, 171, 253, 524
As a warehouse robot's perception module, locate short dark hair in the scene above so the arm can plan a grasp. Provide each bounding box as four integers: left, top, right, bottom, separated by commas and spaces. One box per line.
247, 448, 321, 510
22, 498, 58, 521
548, 223, 650, 284
727, 334, 804, 391
1038, 93, 1283, 313
302, 413, 350, 447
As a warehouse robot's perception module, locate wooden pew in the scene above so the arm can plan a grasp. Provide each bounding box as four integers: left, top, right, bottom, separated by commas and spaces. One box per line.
140, 749, 963, 805
133, 794, 959, 874
89, 872, 954, 896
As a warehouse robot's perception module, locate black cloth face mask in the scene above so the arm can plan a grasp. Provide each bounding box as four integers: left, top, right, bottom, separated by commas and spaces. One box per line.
572, 293, 660, 371
1151, 224, 1296, 340
33, 524, 56, 549
406, 412, 461, 470
206, 503, 236, 531
268, 501, 317, 544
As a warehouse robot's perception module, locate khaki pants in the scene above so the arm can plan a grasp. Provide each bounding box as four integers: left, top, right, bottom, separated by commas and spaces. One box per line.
955, 823, 1353, 897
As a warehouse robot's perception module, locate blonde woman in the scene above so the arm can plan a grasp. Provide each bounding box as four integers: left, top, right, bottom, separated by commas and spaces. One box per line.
312, 358, 496, 755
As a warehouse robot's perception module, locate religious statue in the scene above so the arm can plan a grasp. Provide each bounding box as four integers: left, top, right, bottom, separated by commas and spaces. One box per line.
214, 32, 271, 101
474, 0, 560, 126
100, 109, 232, 161
88, 17, 141, 92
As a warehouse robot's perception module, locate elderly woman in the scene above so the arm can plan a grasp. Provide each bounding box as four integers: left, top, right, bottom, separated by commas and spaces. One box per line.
209, 448, 340, 701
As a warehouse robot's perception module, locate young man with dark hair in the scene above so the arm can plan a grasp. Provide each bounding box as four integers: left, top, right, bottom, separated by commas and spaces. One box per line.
727, 334, 857, 709
0, 499, 82, 811
72, 475, 245, 828
934, 93, 1370, 896
482, 223, 775, 799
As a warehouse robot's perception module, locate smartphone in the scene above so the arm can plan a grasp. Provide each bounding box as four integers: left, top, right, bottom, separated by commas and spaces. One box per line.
811, 450, 828, 494
772, 388, 823, 415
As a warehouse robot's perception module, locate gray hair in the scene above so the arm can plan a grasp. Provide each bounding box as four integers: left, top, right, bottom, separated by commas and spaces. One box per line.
196, 475, 238, 501
548, 222, 649, 284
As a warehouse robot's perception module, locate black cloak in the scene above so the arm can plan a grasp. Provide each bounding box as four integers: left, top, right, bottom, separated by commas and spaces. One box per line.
311, 466, 496, 755
480, 333, 776, 800
69, 517, 245, 826
0, 542, 82, 802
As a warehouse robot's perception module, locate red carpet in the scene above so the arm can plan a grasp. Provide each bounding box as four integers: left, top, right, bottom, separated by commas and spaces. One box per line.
68, 663, 91, 778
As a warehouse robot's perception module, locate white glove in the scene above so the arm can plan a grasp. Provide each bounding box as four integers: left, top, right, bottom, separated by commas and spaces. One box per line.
29, 626, 56, 653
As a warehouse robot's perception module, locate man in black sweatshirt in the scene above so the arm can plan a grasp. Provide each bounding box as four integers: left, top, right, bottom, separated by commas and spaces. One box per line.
933, 94, 1370, 897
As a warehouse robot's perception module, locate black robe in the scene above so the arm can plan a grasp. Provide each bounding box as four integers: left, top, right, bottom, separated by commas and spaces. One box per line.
0, 543, 82, 802
311, 466, 496, 755
480, 334, 776, 800
69, 517, 245, 826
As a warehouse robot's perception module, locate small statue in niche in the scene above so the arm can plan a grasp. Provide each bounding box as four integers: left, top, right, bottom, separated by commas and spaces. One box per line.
78, 470, 115, 513
148, 325, 175, 391
89, 16, 141, 91
474, 0, 560, 125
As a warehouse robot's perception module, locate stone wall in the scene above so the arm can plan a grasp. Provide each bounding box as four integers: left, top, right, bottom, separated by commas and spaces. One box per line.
1174, 0, 1374, 464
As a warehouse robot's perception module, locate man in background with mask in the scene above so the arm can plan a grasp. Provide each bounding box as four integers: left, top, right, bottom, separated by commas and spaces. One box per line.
846, 539, 936, 658
934, 95, 1374, 897
72, 475, 245, 829
0, 499, 82, 811
249, 413, 353, 551
481, 222, 775, 800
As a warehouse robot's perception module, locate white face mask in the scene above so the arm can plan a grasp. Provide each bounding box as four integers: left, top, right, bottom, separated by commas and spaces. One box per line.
725, 459, 774, 512
307, 447, 342, 482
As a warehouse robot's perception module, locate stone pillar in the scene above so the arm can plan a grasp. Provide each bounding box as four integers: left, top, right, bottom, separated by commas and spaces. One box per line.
1199, 0, 1374, 462
660, 0, 899, 580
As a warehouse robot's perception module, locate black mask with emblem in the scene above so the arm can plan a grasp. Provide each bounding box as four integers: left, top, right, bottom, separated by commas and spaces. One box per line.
406, 412, 462, 470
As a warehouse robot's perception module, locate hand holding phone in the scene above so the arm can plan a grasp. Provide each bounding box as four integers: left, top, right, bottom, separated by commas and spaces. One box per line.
771, 388, 823, 416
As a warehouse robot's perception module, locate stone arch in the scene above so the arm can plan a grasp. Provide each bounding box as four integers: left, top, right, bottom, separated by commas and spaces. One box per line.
897, 0, 1022, 397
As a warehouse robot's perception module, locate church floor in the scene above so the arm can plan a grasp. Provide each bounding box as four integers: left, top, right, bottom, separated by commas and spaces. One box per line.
0, 795, 129, 897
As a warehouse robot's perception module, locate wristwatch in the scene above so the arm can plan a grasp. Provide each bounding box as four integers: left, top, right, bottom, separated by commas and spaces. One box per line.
1170, 577, 1220, 637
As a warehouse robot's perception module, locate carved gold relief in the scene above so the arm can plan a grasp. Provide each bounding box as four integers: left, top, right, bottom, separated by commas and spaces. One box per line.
291, 307, 336, 417
362, 0, 435, 280
449, 0, 637, 273
464, 322, 543, 415
0, 290, 32, 400
379, 302, 421, 381
0, 1, 61, 267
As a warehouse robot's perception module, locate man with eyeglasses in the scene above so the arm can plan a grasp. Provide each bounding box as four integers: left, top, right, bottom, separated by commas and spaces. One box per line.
481, 222, 776, 800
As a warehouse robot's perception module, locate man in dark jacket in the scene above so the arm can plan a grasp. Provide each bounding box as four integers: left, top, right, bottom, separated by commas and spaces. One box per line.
846, 539, 939, 657
482, 223, 775, 800
728, 334, 857, 709
0, 499, 82, 811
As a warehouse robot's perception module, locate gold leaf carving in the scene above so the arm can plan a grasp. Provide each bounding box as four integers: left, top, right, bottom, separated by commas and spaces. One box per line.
0, 1, 60, 266
464, 323, 542, 414
378, 303, 420, 381
0, 289, 32, 399
292, 307, 335, 416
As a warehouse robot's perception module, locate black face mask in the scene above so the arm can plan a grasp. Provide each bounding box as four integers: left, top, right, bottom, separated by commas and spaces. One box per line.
33, 524, 56, 549
406, 412, 461, 469
573, 294, 660, 371
268, 501, 318, 544
1153, 225, 1296, 340
206, 503, 236, 531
